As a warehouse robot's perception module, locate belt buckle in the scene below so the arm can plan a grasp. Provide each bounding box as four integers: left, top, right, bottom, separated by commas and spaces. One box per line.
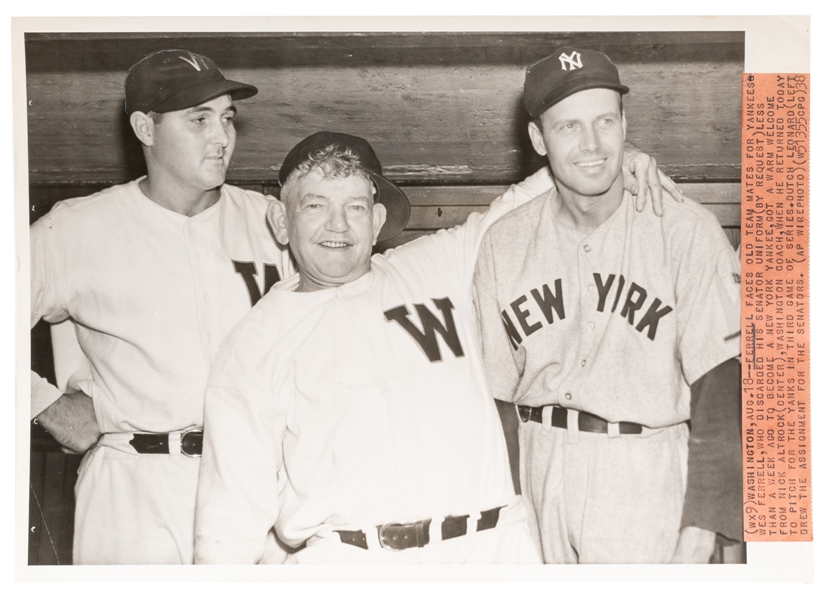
180, 428, 203, 458
378, 523, 404, 551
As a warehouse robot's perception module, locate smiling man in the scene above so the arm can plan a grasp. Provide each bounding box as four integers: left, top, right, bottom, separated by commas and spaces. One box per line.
193, 131, 677, 564
473, 47, 743, 563
30, 49, 291, 564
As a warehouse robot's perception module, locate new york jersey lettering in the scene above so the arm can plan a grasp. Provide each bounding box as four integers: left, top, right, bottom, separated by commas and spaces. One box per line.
503, 275, 673, 349
384, 297, 465, 362
592, 273, 673, 341
232, 261, 280, 307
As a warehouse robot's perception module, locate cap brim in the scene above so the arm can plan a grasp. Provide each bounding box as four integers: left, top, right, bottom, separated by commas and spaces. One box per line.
368, 172, 411, 242
153, 79, 258, 113
531, 79, 629, 118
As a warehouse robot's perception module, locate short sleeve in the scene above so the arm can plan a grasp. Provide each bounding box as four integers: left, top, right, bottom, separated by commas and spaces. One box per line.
677, 243, 741, 384
473, 234, 522, 401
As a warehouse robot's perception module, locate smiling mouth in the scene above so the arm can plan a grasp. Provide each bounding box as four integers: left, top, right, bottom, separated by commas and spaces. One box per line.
319, 241, 351, 249
575, 159, 606, 168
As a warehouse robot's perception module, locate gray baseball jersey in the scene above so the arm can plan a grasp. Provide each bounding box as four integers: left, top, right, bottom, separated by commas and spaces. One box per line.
474, 189, 740, 426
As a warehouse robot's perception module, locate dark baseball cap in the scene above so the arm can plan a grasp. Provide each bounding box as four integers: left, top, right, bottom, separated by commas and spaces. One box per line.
278, 131, 411, 242
524, 47, 629, 119
124, 49, 258, 115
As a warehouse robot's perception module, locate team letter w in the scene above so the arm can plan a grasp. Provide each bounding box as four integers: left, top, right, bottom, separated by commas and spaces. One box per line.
384, 297, 465, 362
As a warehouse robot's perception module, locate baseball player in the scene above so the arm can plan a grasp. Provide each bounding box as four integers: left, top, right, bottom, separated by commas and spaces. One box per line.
473, 47, 742, 563
30, 49, 292, 564
193, 131, 679, 564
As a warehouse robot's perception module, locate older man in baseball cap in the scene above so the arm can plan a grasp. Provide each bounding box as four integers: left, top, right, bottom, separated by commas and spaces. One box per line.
473, 47, 743, 563
193, 120, 683, 563
31, 49, 291, 564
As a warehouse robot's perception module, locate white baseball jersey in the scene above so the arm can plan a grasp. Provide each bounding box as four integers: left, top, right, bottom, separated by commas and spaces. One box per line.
474, 188, 741, 426
30, 178, 292, 564
194, 168, 555, 564
30, 177, 293, 430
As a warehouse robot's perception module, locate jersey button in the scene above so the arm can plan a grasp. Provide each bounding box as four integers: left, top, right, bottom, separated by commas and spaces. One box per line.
587, 322, 595, 330
588, 284, 595, 292
584, 245, 591, 252
565, 393, 572, 400
580, 359, 586, 367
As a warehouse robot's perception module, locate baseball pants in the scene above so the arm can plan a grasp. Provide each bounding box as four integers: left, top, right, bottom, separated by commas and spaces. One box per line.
73, 443, 201, 564
283, 500, 542, 564
518, 407, 689, 563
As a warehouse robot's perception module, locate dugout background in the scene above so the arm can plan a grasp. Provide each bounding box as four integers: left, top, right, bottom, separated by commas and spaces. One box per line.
25, 30, 744, 564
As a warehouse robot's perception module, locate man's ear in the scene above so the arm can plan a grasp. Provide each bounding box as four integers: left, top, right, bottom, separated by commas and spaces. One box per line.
371, 202, 388, 245
129, 112, 155, 147
621, 110, 628, 139
527, 120, 548, 157
267, 199, 290, 245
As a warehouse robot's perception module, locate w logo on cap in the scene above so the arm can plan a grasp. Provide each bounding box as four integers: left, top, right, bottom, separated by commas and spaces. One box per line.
558, 51, 582, 71
178, 53, 210, 72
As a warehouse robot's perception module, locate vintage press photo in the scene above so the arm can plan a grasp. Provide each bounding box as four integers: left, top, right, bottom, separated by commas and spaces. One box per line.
11, 15, 813, 581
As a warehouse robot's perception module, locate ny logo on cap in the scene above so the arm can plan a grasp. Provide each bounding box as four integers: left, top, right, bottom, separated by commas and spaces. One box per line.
558, 51, 583, 71
178, 52, 210, 72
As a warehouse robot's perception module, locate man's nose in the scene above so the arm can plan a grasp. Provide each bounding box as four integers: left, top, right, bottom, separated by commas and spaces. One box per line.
325, 205, 348, 232
210, 120, 231, 147
580, 125, 601, 152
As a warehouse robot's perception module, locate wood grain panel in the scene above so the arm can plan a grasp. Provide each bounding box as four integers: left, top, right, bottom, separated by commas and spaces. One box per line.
404, 202, 739, 231
25, 31, 743, 186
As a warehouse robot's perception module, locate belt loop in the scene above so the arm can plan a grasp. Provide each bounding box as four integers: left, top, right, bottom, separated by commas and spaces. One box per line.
168, 431, 182, 458
607, 421, 621, 439
364, 525, 382, 551
541, 405, 552, 430
429, 515, 441, 543
467, 510, 481, 537
566, 408, 580, 444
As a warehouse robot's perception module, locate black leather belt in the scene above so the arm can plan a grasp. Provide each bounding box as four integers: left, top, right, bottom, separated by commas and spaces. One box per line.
336, 506, 503, 551
128, 430, 203, 457
517, 405, 643, 435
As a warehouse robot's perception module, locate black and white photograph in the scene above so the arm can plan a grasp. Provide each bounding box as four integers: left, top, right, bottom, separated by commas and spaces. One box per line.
8, 11, 817, 587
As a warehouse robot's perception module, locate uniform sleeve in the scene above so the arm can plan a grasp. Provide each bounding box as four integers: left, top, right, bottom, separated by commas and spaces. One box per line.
398, 167, 554, 292
30, 217, 69, 418
676, 241, 741, 384
194, 331, 288, 564
457, 166, 555, 288
681, 358, 744, 542
473, 234, 522, 401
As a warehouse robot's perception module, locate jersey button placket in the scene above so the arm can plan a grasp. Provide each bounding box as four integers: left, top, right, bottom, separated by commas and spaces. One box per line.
185, 219, 212, 370
574, 235, 596, 410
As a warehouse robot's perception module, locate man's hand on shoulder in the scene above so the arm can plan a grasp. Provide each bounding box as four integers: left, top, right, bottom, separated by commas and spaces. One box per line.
35, 390, 101, 454
671, 526, 716, 563
622, 142, 685, 216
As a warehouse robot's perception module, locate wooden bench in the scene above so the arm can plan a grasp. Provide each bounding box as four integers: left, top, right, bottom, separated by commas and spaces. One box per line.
25, 30, 744, 564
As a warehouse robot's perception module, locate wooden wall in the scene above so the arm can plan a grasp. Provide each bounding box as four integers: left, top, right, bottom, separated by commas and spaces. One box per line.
26, 30, 744, 248
25, 31, 744, 564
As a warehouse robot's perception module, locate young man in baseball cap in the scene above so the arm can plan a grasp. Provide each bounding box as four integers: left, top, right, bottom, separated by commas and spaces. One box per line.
31, 49, 291, 564
473, 47, 743, 563
193, 129, 681, 564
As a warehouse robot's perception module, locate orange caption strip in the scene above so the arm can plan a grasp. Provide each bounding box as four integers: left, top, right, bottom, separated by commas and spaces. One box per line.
741, 73, 811, 542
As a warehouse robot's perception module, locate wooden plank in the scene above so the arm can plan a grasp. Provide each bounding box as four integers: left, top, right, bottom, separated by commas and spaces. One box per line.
398, 182, 740, 206
405, 202, 739, 231
24, 31, 742, 186
377, 223, 741, 254
24, 31, 745, 72
30, 182, 740, 213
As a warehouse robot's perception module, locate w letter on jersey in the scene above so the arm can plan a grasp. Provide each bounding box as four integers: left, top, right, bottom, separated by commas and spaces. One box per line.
384, 297, 465, 362
232, 261, 280, 307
